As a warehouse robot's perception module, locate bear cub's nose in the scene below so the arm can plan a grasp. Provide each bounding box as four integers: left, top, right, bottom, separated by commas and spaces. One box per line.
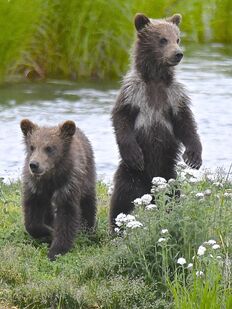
175, 52, 183, 62
29, 161, 39, 173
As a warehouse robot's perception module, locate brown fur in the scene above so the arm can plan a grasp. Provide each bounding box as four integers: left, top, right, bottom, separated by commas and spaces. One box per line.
20, 119, 96, 260
109, 14, 202, 230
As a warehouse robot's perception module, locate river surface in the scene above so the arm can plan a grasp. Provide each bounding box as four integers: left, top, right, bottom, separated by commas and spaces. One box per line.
0, 44, 232, 182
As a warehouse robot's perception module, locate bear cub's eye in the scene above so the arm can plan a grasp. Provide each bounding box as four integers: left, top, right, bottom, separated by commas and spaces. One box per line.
44, 146, 55, 154
177, 38, 180, 44
160, 37, 168, 45
30, 145, 35, 152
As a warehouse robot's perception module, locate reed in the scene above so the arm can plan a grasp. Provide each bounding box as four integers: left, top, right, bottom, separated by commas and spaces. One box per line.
0, 0, 231, 82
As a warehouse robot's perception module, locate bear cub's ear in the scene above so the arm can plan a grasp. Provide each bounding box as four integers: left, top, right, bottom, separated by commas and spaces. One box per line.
60, 120, 76, 138
167, 14, 182, 26
20, 119, 37, 136
134, 13, 150, 31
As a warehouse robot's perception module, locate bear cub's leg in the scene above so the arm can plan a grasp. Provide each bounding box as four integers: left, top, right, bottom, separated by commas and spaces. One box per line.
23, 192, 53, 243
80, 191, 97, 231
48, 191, 82, 260
110, 163, 150, 232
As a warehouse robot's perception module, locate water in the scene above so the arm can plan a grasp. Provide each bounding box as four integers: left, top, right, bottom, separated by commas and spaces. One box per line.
0, 44, 232, 182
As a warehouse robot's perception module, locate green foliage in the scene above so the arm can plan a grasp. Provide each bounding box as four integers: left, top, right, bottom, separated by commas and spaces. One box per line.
0, 0, 231, 82
0, 171, 231, 308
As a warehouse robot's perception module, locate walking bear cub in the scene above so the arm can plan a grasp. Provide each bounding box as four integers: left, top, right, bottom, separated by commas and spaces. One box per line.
20, 119, 96, 260
110, 13, 202, 229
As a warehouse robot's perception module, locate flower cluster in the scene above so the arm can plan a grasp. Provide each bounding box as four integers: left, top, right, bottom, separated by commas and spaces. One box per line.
176, 161, 202, 183
133, 194, 153, 206
224, 190, 232, 199
157, 228, 169, 244
115, 213, 143, 231
151, 177, 169, 193
195, 188, 213, 199
197, 239, 221, 256
145, 204, 157, 210
177, 257, 186, 265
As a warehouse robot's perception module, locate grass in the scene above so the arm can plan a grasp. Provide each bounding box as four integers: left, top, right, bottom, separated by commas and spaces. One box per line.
0, 166, 231, 308
0, 0, 231, 82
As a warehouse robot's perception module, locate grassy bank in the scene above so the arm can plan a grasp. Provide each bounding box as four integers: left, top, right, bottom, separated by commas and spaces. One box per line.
0, 166, 231, 308
0, 0, 232, 82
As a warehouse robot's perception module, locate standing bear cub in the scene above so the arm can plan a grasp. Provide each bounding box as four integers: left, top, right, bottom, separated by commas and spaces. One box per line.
110, 13, 202, 228
20, 119, 96, 260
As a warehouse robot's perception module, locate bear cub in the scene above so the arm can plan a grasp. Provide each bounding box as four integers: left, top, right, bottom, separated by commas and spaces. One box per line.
110, 13, 202, 229
20, 119, 96, 260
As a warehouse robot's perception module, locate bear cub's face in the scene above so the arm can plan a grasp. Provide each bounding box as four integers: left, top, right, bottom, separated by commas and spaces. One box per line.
20, 119, 76, 177
135, 13, 183, 66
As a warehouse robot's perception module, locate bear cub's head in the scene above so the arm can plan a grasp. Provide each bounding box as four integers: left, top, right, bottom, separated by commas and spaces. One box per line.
134, 13, 183, 67
20, 119, 76, 177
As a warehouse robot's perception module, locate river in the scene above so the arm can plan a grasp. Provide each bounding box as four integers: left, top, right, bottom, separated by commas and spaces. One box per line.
0, 44, 231, 182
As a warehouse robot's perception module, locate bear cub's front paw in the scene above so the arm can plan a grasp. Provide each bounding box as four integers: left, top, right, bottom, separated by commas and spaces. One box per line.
182, 148, 202, 170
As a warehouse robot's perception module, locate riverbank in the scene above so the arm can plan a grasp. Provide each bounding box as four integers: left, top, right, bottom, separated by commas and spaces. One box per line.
0, 167, 231, 308
0, 0, 231, 82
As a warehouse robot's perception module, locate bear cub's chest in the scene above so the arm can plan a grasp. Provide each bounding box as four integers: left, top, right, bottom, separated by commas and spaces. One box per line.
134, 83, 178, 133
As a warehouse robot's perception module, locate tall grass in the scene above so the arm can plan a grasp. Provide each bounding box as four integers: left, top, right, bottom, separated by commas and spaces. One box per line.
0, 0, 232, 81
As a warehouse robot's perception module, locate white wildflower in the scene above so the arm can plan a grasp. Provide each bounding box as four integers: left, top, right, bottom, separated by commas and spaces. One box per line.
187, 263, 193, 270
152, 177, 167, 186
189, 177, 198, 184
145, 204, 157, 210
180, 194, 186, 199
197, 245, 206, 256
196, 270, 204, 277
115, 213, 136, 227
213, 182, 223, 188
177, 257, 186, 265
206, 174, 214, 182
224, 192, 232, 198
168, 178, 176, 185
205, 239, 217, 245
140, 194, 153, 205
115, 213, 127, 221
204, 189, 212, 196
107, 185, 114, 195
212, 244, 220, 250
133, 198, 142, 206
158, 237, 166, 243
181, 169, 195, 179
216, 256, 222, 259
195, 192, 204, 199
177, 162, 187, 169
126, 220, 143, 229
115, 213, 126, 226
152, 183, 169, 192
158, 183, 169, 190
125, 214, 136, 221
114, 227, 120, 233
161, 229, 168, 234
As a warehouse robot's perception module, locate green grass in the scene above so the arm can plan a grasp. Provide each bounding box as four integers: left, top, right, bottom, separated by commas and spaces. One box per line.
0, 0, 231, 82
0, 167, 231, 308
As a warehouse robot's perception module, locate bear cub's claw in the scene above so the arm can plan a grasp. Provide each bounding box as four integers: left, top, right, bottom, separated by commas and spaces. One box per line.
182, 149, 202, 170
